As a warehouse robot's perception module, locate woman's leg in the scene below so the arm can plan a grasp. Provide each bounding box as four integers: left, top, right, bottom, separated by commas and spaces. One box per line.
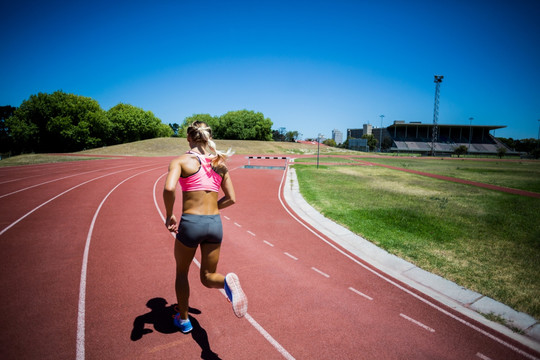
199, 242, 225, 288
174, 240, 197, 320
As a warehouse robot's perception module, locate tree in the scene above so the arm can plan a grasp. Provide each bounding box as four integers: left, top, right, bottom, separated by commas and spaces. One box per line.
285, 131, 299, 142
497, 146, 507, 159
0, 106, 16, 153
361, 134, 378, 151
453, 145, 468, 158
323, 139, 336, 147
169, 123, 180, 137
5, 91, 111, 153
218, 110, 273, 140
381, 136, 393, 151
272, 129, 285, 142
107, 103, 172, 144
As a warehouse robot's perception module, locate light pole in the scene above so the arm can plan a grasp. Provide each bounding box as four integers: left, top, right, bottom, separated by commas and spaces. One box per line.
468, 117, 473, 152
431, 75, 444, 156
379, 115, 385, 152
317, 133, 322, 169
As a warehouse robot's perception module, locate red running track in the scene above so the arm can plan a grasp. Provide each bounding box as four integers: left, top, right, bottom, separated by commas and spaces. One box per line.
0, 155, 538, 360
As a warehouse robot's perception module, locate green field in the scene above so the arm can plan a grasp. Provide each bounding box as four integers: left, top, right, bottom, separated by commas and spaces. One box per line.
360, 156, 540, 193
293, 159, 540, 320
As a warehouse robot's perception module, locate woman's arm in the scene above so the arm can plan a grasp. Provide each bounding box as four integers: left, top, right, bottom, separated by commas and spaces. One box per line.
163, 157, 182, 232
218, 170, 236, 210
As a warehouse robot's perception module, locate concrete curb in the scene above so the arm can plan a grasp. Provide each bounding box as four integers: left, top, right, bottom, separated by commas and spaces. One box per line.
283, 166, 540, 352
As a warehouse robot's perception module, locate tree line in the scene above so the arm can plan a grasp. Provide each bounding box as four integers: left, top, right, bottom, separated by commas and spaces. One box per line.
169, 110, 273, 141
1, 91, 277, 155
1, 91, 172, 154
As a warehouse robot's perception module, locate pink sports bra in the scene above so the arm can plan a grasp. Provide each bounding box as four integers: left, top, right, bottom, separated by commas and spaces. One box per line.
179, 151, 222, 193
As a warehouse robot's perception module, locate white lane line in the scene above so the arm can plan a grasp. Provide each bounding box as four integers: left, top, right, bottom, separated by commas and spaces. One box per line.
152, 174, 295, 360
247, 230, 256, 236
223, 215, 230, 220
476, 353, 492, 360
244, 313, 295, 360
399, 313, 436, 333
234, 222, 242, 227
0, 164, 153, 237
311, 267, 330, 278
348, 287, 373, 301
263, 240, 275, 247
284, 252, 298, 260
0, 163, 131, 199
77, 166, 161, 360
277, 167, 540, 360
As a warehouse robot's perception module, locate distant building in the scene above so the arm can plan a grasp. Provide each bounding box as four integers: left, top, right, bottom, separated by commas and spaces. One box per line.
363, 124, 372, 136
347, 128, 363, 139
348, 120, 514, 155
347, 124, 373, 139
332, 129, 343, 144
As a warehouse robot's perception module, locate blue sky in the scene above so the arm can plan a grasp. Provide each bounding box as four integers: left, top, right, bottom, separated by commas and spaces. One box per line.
1, 0, 539, 140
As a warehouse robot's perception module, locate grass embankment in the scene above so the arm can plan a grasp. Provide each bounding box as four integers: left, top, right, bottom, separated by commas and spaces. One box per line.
0, 138, 358, 167
293, 159, 540, 319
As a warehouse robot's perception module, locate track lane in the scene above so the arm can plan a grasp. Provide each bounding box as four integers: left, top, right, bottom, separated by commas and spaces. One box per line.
0, 155, 538, 359
0, 161, 167, 359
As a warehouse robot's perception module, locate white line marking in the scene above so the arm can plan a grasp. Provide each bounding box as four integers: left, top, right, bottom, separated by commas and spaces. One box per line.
77, 166, 161, 360
476, 353, 492, 360
234, 222, 242, 227
223, 215, 230, 220
284, 252, 298, 260
348, 287, 373, 301
311, 267, 330, 278
263, 240, 275, 247
277, 167, 539, 360
0, 163, 130, 199
399, 313, 435, 333
244, 313, 295, 360
247, 230, 256, 236
0, 164, 152, 237
152, 174, 295, 360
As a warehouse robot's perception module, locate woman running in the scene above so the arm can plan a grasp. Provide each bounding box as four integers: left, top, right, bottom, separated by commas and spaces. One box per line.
163, 121, 247, 334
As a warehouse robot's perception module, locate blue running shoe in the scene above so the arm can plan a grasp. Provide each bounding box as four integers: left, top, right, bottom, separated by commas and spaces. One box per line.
224, 273, 248, 318
173, 313, 193, 334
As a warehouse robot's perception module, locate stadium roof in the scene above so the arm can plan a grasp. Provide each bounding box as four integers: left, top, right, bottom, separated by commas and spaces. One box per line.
388, 121, 506, 130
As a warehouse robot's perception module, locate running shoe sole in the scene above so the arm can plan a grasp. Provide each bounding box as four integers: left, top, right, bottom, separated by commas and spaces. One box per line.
225, 273, 248, 318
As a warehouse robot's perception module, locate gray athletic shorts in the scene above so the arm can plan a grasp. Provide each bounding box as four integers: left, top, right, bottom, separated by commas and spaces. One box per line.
176, 214, 223, 248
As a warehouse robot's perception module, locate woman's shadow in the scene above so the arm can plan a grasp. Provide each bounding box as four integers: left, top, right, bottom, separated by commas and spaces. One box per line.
131, 297, 221, 359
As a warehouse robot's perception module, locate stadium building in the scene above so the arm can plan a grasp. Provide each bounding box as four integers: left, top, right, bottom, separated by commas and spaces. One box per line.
347, 121, 515, 156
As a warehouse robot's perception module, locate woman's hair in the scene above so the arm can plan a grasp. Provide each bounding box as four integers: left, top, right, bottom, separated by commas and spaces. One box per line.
187, 121, 234, 167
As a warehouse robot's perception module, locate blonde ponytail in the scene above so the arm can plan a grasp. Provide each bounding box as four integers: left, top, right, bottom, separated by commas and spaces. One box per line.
187, 121, 234, 166
207, 138, 234, 167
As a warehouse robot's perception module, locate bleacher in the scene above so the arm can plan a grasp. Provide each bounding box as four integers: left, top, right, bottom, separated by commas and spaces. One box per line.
383, 122, 515, 155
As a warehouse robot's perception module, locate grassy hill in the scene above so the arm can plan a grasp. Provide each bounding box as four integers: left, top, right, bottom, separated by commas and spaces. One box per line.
78, 138, 354, 156
0, 138, 358, 166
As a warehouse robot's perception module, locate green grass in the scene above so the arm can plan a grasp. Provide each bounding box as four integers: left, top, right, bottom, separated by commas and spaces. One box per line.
0, 154, 108, 167
359, 157, 540, 193
293, 163, 540, 319
294, 156, 358, 164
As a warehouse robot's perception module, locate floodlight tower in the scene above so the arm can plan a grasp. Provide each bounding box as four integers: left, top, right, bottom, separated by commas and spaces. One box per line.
430, 75, 444, 155
379, 114, 385, 152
